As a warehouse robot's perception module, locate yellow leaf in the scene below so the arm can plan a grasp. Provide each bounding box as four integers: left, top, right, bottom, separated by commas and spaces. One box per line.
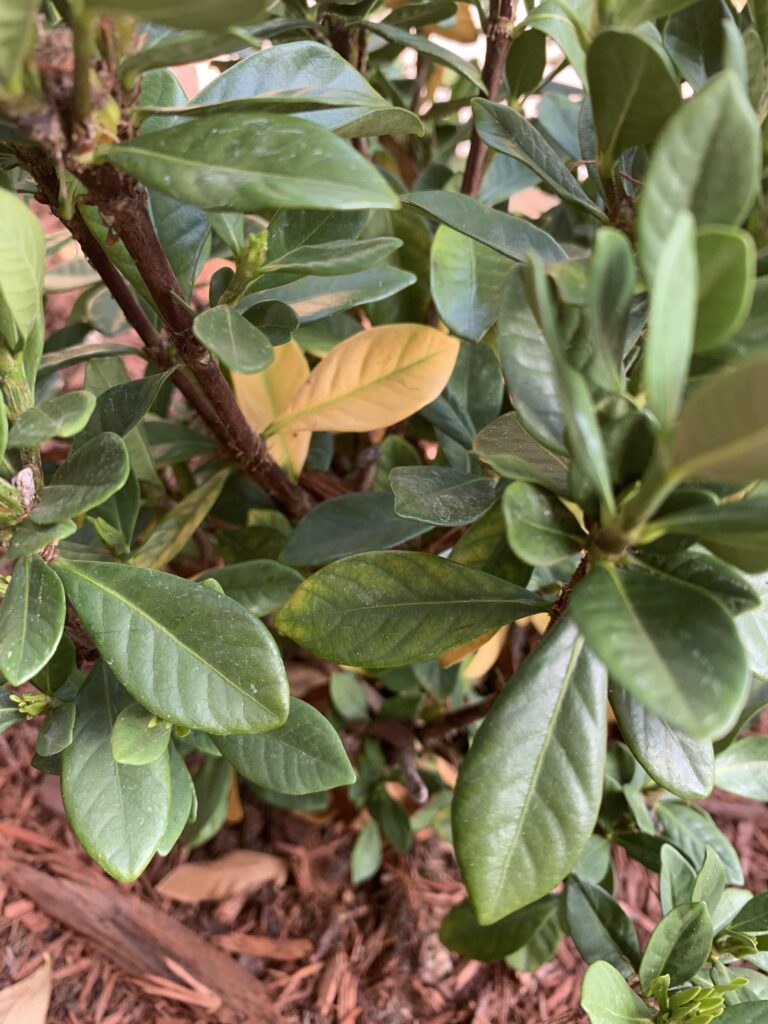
267, 324, 459, 435
464, 625, 510, 681
438, 629, 497, 668
156, 850, 288, 904
0, 954, 52, 1024
232, 341, 312, 479
427, 4, 478, 43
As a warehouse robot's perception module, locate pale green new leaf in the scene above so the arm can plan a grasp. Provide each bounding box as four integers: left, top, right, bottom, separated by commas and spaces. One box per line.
62, 664, 171, 882
0, 188, 44, 342
110, 703, 172, 766
215, 697, 355, 794
56, 560, 289, 734
580, 961, 654, 1024
0, 556, 65, 685
453, 618, 607, 923
0, 0, 37, 92
638, 902, 713, 992
192, 306, 274, 374
7, 391, 96, 448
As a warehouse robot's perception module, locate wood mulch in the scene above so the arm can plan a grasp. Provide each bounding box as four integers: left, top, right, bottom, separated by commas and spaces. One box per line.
2, 720, 768, 1024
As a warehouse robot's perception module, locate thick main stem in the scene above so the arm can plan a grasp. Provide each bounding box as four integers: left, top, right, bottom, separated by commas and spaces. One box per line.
461, 0, 515, 197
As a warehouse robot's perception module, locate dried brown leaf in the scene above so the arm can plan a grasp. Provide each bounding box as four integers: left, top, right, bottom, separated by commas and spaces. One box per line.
156, 850, 288, 904
0, 954, 52, 1024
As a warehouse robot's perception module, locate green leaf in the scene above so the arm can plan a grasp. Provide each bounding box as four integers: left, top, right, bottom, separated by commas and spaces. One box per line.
660, 844, 697, 915
130, 470, 229, 570
695, 227, 756, 352
260, 237, 401, 277
473, 413, 569, 495
198, 560, 302, 617
502, 482, 584, 566
62, 664, 171, 881
638, 72, 761, 281
430, 226, 514, 342
450, 501, 531, 586
370, 786, 412, 852
364, 20, 485, 92
504, 904, 562, 972
215, 696, 355, 795
350, 820, 382, 884
638, 902, 713, 992
588, 228, 635, 390
639, 549, 760, 615
732, 892, 768, 934
192, 306, 274, 374
7, 519, 77, 560
184, 755, 230, 847
30, 433, 130, 525
274, 551, 547, 668
422, 339, 503, 447
243, 301, 298, 346
78, 368, 175, 445
715, 736, 768, 800
36, 701, 76, 757
719, 1007, 768, 1023
609, 0, 706, 28
587, 29, 680, 167
0, 0, 37, 92
691, 847, 726, 912
473, 99, 606, 220
570, 565, 748, 739
85, 0, 273, 30
0, 188, 44, 342
110, 703, 172, 766
453, 618, 607, 923
610, 684, 714, 800
657, 800, 743, 885
440, 896, 556, 963
0, 690, 23, 735
0, 555, 65, 685
157, 743, 195, 856
404, 191, 566, 264
279, 492, 429, 566
99, 113, 398, 213
38, 341, 141, 375
520, 0, 588, 80
329, 671, 369, 721
565, 875, 640, 976
391, 466, 496, 527
268, 207, 366, 258
55, 560, 289, 734
506, 29, 547, 97
668, 356, 768, 482
118, 28, 250, 81
8, 391, 96, 447
580, 961, 655, 1024
643, 210, 698, 430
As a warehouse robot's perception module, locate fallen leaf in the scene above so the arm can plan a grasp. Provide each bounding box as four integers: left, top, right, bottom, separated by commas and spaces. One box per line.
156, 850, 288, 904
216, 933, 312, 962
0, 954, 52, 1024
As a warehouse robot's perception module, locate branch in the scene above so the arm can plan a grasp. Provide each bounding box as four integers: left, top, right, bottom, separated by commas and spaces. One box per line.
461, 0, 516, 197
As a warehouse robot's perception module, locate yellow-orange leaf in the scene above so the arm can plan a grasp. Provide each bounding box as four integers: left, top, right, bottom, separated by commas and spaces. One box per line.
232, 341, 311, 479
464, 626, 510, 681
156, 849, 288, 904
0, 955, 52, 1024
268, 324, 459, 435
427, 4, 478, 43
438, 629, 497, 668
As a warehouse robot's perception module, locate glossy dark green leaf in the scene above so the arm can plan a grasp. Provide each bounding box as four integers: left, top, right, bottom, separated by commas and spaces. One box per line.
669, 356, 768, 483
215, 697, 354, 795
660, 844, 697, 915
638, 72, 761, 280
715, 737, 768, 800
731, 892, 768, 934
157, 743, 195, 856
695, 226, 756, 352
350, 819, 382, 884
118, 28, 251, 80
198, 560, 302, 617
0, 690, 23, 735
279, 492, 428, 567
364, 20, 485, 91
6, 519, 77, 560
391, 466, 496, 527
570, 566, 748, 739
639, 549, 759, 615
450, 501, 531, 586
643, 211, 698, 429
274, 551, 547, 668
30, 433, 130, 525
506, 30, 547, 97
422, 339, 503, 447
184, 755, 230, 847
473, 99, 605, 219
440, 896, 556, 962
8, 391, 95, 447
242, 300, 299, 346
110, 703, 172, 766
692, 846, 726, 912
404, 191, 565, 264
657, 800, 744, 885
369, 786, 412, 852
261, 237, 401, 277
56, 560, 289, 735
0, 555, 65, 685
565, 875, 640, 976
268, 208, 366, 258
587, 29, 680, 167
99, 114, 398, 213
610, 684, 714, 800
149, 189, 210, 301
454, 618, 607, 923
85, 0, 272, 28
638, 902, 713, 992
38, 341, 141, 375
588, 228, 635, 390
502, 482, 584, 566
36, 701, 76, 757
430, 227, 513, 342
329, 671, 369, 721
193, 305, 274, 374
62, 664, 171, 881
78, 370, 174, 444
473, 413, 569, 495
520, 0, 588, 79
580, 961, 655, 1024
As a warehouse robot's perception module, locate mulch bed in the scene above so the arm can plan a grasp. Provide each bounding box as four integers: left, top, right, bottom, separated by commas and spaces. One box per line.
2, 720, 768, 1024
